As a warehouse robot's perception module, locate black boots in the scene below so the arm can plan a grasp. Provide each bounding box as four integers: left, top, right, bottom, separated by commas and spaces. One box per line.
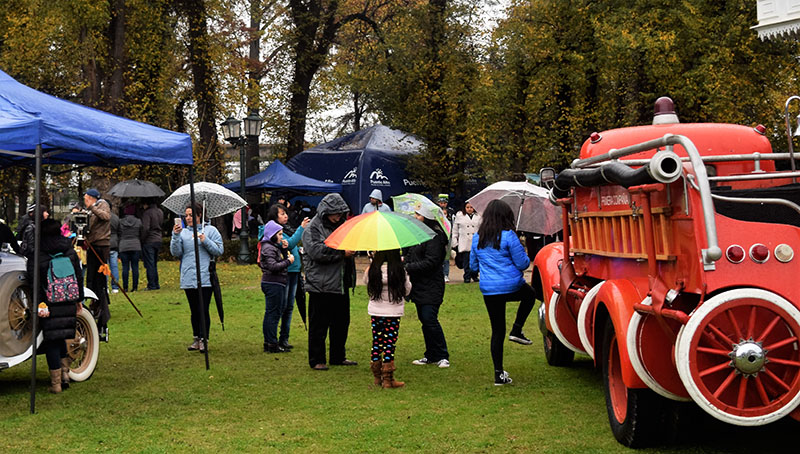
263, 342, 288, 353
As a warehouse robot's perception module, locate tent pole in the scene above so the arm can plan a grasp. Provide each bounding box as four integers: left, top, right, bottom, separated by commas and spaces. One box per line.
188, 167, 209, 369
29, 144, 42, 414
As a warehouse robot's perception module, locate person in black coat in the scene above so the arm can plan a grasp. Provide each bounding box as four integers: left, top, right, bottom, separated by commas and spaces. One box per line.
27, 218, 84, 394
405, 206, 450, 368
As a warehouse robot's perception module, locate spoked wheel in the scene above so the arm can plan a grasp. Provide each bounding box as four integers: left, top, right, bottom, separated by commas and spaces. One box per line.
0, 271, 33, 356
676, 289, 800, 425
602, 319, 663, 448
65, 305, 99, 382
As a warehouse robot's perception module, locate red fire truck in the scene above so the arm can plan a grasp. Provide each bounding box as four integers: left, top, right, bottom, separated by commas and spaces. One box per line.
535, 98, 800, 447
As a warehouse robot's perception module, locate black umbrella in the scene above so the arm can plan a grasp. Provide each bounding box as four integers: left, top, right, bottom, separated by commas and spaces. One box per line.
209, 259, 224, 330
107, 179, 165, 198
295, 274, 307, 329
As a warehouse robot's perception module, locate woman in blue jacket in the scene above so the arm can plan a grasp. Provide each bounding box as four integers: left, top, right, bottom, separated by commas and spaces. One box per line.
170, 203, 224, 353
470, 200, 536, 385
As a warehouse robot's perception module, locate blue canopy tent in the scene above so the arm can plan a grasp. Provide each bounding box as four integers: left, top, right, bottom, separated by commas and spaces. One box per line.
286, 125, 426, 212
0, 68, 199, 412
222, 159, 341, 193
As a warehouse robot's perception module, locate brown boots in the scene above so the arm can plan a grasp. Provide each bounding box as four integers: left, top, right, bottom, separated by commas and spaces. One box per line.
49, 369, 62, 394
370, 360, 383, 386
381, 361, 404, 388
60, 357, 71, 390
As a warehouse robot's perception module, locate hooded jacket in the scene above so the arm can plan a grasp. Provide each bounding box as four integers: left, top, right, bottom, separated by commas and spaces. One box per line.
405, 219, 447, 305
259, 222, 292, 285
118, 214, 143, 252
302, 194, 354, 294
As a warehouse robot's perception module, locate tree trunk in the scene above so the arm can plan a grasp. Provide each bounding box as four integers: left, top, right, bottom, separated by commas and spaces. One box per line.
80, 26, 101, 107
180, 0, 221, 182
246, 0, 261, 196
424, 0, 449, 190
105, 0, 126, 115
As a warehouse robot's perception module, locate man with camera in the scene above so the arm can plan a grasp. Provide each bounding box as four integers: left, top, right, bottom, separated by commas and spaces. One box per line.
83, 188, 112, 341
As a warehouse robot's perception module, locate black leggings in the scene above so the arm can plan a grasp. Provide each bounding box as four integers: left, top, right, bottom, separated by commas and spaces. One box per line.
483, 283, 536, 371
43, 339, 67, 370
184, 287, 213, 339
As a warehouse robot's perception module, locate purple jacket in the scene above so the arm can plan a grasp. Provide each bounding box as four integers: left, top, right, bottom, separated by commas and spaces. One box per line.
259, 239, 291, 285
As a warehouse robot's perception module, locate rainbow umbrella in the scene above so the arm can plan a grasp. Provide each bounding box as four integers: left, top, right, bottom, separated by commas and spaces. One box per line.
324, 211, 435, 251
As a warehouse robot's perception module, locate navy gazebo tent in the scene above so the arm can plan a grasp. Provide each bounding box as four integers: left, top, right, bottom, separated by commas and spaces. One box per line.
286, 125, 426, 211
222, 159, 342, 193
0, 68, 203, 412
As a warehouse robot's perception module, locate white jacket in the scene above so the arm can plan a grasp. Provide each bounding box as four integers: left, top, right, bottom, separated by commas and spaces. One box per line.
451, 212, 481, 252
363, 265, 411, 317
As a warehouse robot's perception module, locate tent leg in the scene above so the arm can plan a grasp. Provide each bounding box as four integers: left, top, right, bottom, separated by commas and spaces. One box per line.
30, 145, 42, 414
188, 166, 209, 370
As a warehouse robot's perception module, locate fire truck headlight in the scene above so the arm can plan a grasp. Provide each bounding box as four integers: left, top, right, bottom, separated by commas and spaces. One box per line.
750, 244, 770, 263
775, 244, 794, 263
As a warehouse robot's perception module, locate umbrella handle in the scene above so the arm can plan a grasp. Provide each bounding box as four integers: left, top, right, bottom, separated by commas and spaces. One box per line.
201, 200, 205, 233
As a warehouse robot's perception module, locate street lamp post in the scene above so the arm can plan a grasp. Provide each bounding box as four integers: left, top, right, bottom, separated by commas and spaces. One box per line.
221, 111, 263, 263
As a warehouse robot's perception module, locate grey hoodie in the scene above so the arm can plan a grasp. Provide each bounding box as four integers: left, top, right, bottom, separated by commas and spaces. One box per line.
302, 194, 351, 294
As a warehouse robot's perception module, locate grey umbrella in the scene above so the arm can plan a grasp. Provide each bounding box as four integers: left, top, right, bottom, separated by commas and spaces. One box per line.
162, 182, 246, 219
107, 179, 165, 198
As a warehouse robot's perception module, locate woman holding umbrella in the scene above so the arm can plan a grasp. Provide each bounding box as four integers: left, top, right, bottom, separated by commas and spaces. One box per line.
170, 203, 224, 353
469, 200, 536, 386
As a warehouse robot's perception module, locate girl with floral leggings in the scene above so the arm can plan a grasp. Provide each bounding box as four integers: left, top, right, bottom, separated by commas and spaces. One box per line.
364, 249, 411, 388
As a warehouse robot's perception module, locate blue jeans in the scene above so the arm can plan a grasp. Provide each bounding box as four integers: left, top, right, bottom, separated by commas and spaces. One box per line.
262, 282, 287, 345
141, 242, 161, 290
280, 273, 299, 344
109, 250, 120, 290
415, 303, 449, 362
443, 255, 450, 278
120, 250, 140, 291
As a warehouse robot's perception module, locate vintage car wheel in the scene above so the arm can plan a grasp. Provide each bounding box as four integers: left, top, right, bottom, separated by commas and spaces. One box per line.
547, 292, 584, 355
675, 288, 800, 426
576, 281, 604, 359
65, 305, 99, 382
0, 270, 33, 357
602, 319, 663, 448
542, 292, 574, 366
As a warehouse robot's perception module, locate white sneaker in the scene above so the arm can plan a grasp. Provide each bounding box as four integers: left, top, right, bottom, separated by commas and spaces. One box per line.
436, 359, 450, 368
412, 357, 429, 365
444, 276, 450, 282
111, 289, 119, 294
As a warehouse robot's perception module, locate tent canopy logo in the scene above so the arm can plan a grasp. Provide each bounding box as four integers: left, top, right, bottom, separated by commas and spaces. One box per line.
342, 167, 358, 185
369, 168, 390, 186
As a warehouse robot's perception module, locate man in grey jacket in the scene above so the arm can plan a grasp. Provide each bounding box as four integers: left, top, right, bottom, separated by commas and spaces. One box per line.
302, 193, 357, 370
141, 199, 164, 290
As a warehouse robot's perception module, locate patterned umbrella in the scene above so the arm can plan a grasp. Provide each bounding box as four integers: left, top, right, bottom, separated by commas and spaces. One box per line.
324, 211, 435, 251
391, 193, 451, 237
107, 179, 165, 198
162, 182, 246, 219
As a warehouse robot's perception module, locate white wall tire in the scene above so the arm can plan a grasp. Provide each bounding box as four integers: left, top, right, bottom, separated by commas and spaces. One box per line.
66, 305, 99, 382
548, 292, 585, 354
576, 281, 604, 359
675, 288, 800, 426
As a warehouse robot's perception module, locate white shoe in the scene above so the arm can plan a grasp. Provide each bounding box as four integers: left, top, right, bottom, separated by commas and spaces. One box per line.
444, 276, 450, 282
412, 357, 429, 365
436, 359, 450, 368
111, 289, 119, 294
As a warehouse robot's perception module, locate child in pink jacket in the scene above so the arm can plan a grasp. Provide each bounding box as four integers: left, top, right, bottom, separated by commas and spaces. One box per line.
364, 249, 411, 388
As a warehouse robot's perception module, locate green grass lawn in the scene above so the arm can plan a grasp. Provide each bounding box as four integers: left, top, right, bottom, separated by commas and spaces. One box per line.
0, 262, 795, 453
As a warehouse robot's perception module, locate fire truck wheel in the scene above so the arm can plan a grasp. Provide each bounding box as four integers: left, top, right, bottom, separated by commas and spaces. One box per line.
602, 319, 663, 448
675, 288, 800, 426
544, 329, 574, 366
0, 270, 33, 357
65, 304, 99, 382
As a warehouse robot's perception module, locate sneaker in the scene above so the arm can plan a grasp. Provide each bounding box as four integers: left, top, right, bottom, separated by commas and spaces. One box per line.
495, 370, 513, 386
198, 339, 208, 353
111, 289, 119, 294
509, 332, 533, 345
187, 337, 201, 351
444, 276, 450, 282
99, 327, 109, 343
436, 359, 450, 368
411, 357, 430, 365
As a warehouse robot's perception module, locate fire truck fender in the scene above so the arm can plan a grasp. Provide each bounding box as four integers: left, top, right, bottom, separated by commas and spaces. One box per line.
592, 278, 649, 390
531, 242, 563, 323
